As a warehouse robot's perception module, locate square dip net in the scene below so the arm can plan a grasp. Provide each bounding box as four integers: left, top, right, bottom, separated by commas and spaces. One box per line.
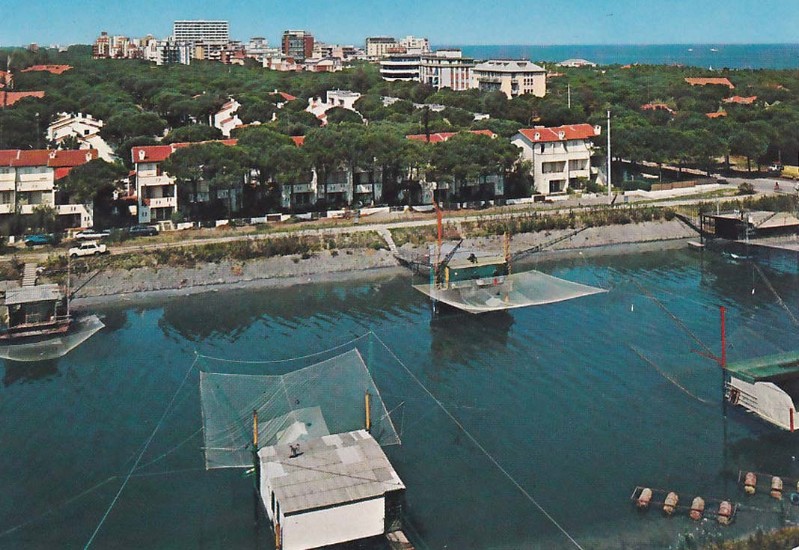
200, 348, 400, 469
413, 270, 607, 314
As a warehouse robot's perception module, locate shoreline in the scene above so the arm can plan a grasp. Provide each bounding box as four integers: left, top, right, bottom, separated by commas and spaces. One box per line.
69, 219, 697, 309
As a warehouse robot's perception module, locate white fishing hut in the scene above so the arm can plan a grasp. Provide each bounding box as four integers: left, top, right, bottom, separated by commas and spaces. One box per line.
258, 429, 405, 550
726, 351, 799, 431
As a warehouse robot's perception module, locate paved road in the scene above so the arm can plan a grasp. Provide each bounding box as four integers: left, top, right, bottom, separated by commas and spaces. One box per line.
5, 182, 793, 265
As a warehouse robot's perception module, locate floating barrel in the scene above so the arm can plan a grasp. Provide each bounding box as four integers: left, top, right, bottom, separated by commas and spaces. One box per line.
689, 496, 705, 521
790, 492, 799, 506
771, 476, 783, 499
663, 492, 679, 516
717, 501, 732, 525
637, 487, 653, 509
744, 472, 757, 495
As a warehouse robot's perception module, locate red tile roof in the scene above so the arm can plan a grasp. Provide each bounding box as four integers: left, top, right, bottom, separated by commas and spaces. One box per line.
641, 102, 675, 113
0, 149, 97, 168
722, 95, 757, 105
132, 139, 238, 163
516, 124, 599, 143
0, 70, 7, 89
20, 64, 72, 75
291, 136, 305, 147
706, 110, 728, 118
277, 91, 297, 102
685, 77, 734, 89
405, 129, 497, 143
0, 90, 45, 106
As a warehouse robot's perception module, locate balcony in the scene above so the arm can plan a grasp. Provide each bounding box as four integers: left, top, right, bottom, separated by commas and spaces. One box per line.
0, 180, 15, 192
19, 203, 53, 215
139, 175, 175, 188
144, 196, 177, 209
324, 183, 348, 193
17, 180, 54, 193
354, 183, 377, 194
57, 204, 90, 217
288, 183, 313, 193
0, 204, 13, 215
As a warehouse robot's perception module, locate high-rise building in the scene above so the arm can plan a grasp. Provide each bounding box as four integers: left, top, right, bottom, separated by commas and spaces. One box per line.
419, 50, 474, 91
172, 20, 229, 44
281, 30, 314, 61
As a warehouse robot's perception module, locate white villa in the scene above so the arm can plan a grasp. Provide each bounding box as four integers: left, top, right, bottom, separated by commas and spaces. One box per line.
511, 124, 601, 195
213, 99, 243, 137
47, 112, 115, 162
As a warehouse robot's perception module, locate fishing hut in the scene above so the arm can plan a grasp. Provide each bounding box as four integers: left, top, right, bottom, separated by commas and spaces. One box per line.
199, 348, 406, 550
700, 210, 799, 241
725, 350, 799, 431
0, 284, 69, 339
259, 430, 405, 550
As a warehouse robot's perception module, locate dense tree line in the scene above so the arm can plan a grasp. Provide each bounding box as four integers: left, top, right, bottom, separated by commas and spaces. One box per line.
1, 45, 798, 219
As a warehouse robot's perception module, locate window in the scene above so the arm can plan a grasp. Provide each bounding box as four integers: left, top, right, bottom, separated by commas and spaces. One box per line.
542, 161, 566, 174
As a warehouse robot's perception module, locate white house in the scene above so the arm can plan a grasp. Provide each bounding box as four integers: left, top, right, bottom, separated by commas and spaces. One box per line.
47, 112, 115, 162
472, 59, 547, 99
511, 124, 601, 195
258, 430, 405, 550
213, 99, 243, 137
306, 90, 362, 125
0, 149, 98, 228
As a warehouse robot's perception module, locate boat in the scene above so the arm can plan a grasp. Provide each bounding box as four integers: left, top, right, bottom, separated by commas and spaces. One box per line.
710, 48, 719, 52
411, 203, 606, 314
0, 283, 103, 362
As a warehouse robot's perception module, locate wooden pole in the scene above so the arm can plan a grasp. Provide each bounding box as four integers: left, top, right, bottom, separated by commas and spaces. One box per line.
365, 391, 371, 432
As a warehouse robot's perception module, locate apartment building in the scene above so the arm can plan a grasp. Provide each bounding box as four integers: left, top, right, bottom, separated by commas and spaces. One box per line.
472, 60, 547, 98
379, 53, 421, 81
366, 36, 399, 58
419, 50, 475, 91
0, 149, 98, 228
282, 30, 314, 61
131, 140, 238, 223
173, 20, 229, 45
511, 124, 600, 195
213, 99, 243, 137
399, 35, 430, 54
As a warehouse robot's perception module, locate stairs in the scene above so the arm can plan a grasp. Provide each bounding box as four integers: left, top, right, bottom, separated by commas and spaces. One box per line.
21, 263, 38, 287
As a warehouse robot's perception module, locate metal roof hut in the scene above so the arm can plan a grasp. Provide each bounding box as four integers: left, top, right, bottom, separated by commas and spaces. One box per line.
200, 347, 404, 549
259, 429, 405, 550
1, 284, 68, 339
726, 350, 799, 431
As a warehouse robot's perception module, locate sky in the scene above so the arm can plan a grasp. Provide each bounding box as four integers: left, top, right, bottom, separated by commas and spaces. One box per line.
1, 0, 798, 47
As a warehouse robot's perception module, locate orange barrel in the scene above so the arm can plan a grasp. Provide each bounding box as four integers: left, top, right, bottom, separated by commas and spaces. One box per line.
771, 476, 784, 499
663, 492, 679, 516
637, 488, 653, 509
744, 472, 757, 495
689, 496, 705, 521
717, 501, 732, 525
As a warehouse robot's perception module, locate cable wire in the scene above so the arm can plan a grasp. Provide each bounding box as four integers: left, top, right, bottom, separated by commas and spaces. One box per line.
83, 355, 199, 549
369, 331, 585, 550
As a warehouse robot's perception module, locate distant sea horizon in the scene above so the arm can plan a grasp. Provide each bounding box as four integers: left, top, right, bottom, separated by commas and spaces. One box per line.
437, 43, 799, 70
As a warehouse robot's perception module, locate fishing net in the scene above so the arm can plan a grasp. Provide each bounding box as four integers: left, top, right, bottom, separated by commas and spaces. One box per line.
0, 314, 104, 362
413, 270, 606, 314
200, 348, 400, 469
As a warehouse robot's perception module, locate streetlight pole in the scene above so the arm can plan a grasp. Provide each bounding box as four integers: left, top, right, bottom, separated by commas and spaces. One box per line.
607, 110, 612, 202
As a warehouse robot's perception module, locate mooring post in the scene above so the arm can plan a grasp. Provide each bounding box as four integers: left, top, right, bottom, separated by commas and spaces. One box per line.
365, 391, 372, 432
252, 409, 260, 489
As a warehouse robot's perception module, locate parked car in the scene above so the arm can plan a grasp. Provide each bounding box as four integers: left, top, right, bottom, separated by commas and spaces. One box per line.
128, 224, 158, 237
68, 241, 107, 257
24, 233, 54, 247
75, 227, 111, 240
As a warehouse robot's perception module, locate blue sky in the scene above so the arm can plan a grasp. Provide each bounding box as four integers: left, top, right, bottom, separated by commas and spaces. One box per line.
1, 0, 797, 47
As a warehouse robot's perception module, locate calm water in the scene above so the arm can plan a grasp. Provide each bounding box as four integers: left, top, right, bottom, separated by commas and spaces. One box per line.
2, 246, 799, 549
442, 43, 799, 69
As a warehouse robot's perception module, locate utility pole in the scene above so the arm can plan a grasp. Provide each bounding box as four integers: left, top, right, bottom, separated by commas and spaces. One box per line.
567, 84, 571, 109
607, 110, 612, 202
